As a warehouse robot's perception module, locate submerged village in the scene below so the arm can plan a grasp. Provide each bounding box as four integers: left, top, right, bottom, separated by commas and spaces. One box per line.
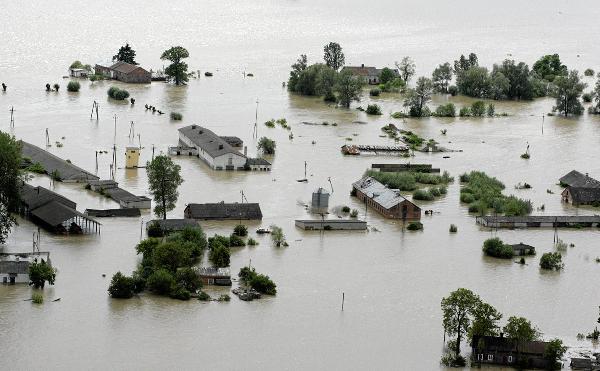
2, 37, 600, 370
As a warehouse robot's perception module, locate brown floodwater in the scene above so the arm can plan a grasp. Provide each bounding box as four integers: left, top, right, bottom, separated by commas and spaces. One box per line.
2, 1, 600, 369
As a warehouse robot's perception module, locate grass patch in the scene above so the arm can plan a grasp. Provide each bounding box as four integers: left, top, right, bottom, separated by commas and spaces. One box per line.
460, 171, 532, 216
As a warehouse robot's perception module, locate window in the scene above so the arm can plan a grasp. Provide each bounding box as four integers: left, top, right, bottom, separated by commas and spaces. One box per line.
508, 356, 513, 363
487, 355, 493, 361
477, 354, 483, 361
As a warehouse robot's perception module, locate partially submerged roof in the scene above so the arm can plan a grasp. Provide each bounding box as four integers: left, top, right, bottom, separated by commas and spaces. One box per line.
21, 141, 99, 182
508, 243, 535, 251
567, 186, 600, 203
21, 183, 76, 210
352, 176, 417, 210
560, 170, 600, 188
197, 267, 231, 277
220, 136, 243, 147
179, 125, 246, 159
85, 208, 140, 217
472, 335, 548, 355
147, 219, 199, 232
104, 188, 150, 203
247, 158, 271, 166
30, 200, 95, 227
185, 202, 262, 220
109, 61, 148, 74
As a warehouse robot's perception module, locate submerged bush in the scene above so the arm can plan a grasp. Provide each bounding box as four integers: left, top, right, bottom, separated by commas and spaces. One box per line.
482, 237, 513, 258
449, 224, 458, 233
170, 112, 183, 120
434, 103, 456, 117
366, 104, 382, 115
540, 252, 563, 270
407, 222, 423, 231
108, 272, 136, 298
413, 189, 434, 201
369, 88, 380, 97
107, 86, 130, 100
67, 81, 80, 92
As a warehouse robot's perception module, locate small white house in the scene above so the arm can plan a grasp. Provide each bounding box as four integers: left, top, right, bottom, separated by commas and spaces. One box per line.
0, 252, 51, 284
178, 125, 247, 170
69, 68, 88, 78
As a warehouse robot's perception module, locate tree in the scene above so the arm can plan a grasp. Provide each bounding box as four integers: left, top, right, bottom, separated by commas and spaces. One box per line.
209, 243, 230, 267
454, 53, 479, 75
432, 63, 453, 93
551, 70, 586, 116
323, 42, 345, 71
533, 54, 567, 82
492, 60, 534, 100
593, 75, 600, 114
175, 267, 201, 292
316, 65, 338, 101
335, 69, 364, 108
108, 272, 135, 298
270, 224, 286, 247
403, 77, 433, 117
470, 302, 502, 338
396, 57, 416, 83
503, 316, 541, 360
146, 155, 183, 220
152, 242, 191, 272
488, 71, 510, 100
28, 259, 57, 289
160, 46, 189, 85
147, 268, 176, 295
258, 137, 276, 155
441, 288, 481, 358
233, 224, 248, 237
379, 67, 396, 85
457, 66, 490, 98
288, 54, 308, 91
544, 339, 567, 370
0, 131, 23, 244
113, 43, 137, 65
540, 252, 564, 270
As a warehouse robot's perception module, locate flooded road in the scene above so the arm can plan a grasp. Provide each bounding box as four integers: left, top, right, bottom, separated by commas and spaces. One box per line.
1, 1, 600, 369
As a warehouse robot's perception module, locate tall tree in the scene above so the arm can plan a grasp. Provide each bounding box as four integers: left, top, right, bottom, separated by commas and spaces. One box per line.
323, 42, 345, 71
28, 258, 57, 288
544, 339, 567, 370
503, 316, 541, 361
551, 70, 586, 116
592, 73, 600, 114
492, 60, 534, 100
396, 57, 416, 83
113, 43, 138, 65
335, 69, 364, 108
533, 54, 567, 82
0, 132, 23, 244
288, 54, 308, 91
378, 67, 396, 85
160, 46, 190, 85
403, 77, 433, 117
469, 302, 502, 338
454, 53, 479, 75
441, 288, 481, 358
147, 155, 183, 220
456, 66, 490, 98
432, 62, 453, 93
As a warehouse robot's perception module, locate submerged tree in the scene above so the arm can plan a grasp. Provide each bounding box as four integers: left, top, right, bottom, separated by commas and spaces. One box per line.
0, 131, 23, 244
28, 259, 57, 289
147, 155, 183, 220
533, 54, 567, 82
469, 302, 502, 338
288, 54, 308, 92
441, 288, 481, 359
403, 77, 433, 117
270, 225, 286, 247
432, 62, 453, 93
503, 316, 542, 361
258, 137, 276, 155
113, 43, 138, 65
323, 42, 345, 71
396, 57, 416, 83
544, 339, 567, 370
161, 46, 190, 85
335, 69, 364, 108
551, 70, 586, 116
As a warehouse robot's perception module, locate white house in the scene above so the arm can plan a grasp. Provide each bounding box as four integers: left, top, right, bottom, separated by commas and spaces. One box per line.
1, 252, 51, 284
178, 125, 248, 170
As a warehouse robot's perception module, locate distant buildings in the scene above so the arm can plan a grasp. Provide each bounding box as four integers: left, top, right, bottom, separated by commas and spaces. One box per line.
341, 64, 398, 85
352, 176, 421, 219
69, 68, 88, 78
0, 252, 51, 284
176, 125, 271, 171
559, 170, 600, 206
94, 61, 151, 83
471, 335, 550, 369
184, 202, 262, 220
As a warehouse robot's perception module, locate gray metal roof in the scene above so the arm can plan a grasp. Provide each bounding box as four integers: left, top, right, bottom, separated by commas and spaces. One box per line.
185, 202, 262, 220
30, 201, 93, 226
21, 141, 99, 182
352, 176, 412, 209
247, 158, 271, 166
559, 170, 600, 188
104, 188, 149, 203
568, 186, 600, 203
21, 183, 77, 210
179, 125, 246, 159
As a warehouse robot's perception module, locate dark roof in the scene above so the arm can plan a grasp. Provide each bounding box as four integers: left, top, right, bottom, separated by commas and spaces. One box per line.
472, 335, 548, 355
0, 260, 29, 274
104, 188, 150, 203
560, 170, 600, 188
247, 158, 271, 166
30, 201, 91, 226
85, 208, 140, 217
342, 66, 379, 77
147, 219, 199, 232
567, 186, 600, 203
21, 141, 99, 182
21, 184, 76, 210
197, 267, 231, 278
109, 61, 148, 75
570, 358, 593, 368
185, 202, 262, 220
508, 243, 535, 252
220, 136, 243, 147
179, 125, 246, 159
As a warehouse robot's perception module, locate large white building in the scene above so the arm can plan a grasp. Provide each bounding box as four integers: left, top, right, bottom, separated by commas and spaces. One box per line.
178, 125, 248, 170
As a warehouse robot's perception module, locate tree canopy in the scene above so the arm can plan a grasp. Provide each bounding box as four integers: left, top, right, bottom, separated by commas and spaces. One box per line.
551, 70, 586, 116
432, 62, 453, 93
335, 69, 364, 108
533, 54, 567, 82
113, 43, 137, 65
503, 316, 541, 345
29, 259, 56, 289
403, 77, 433, 117
441, 288, 481, 359
0, 132, 23, 244
396, 57, 416, 83
146, 155, 183, 219
161, 46, 190, 85
323, 42, 345, 71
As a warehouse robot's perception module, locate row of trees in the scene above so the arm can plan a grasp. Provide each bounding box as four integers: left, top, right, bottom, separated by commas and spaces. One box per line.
441, 288, 566, 368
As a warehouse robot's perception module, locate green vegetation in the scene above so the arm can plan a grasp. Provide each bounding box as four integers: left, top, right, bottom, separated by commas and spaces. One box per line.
264, 119, 276, 128
584, 68, 595, 77
369, 88, 380, 97
146, 222, 164, 237
459, 171, 532, 216
239, 267, 277, 295
258, 137, 276, 155
449, 224, 458, 233
432, 62, 453, 93
233, 224, 248, 237
341, 206, 351, 213
28, 259, 56, 289
209, 236, 231, 267
413, 186, 447, 201
229, 234, 245, 247
67, 81, 80, 92
335, 69, 364, 107
147, 155, 183, 220
89, 74, 105, 82
545, 339, 567, 370
540, 252, 563, 270
170, 112, 182, 120
26, 162, 45, 174
323, 42, 345, 71
441, 288, 484, 363
31, 292, 44, 304
247, 238, 258, 246
270, 225, 287, 247
407, 222, 423, 231
459, 106, 471, 117
470, 101, 486, 116
107, 86, 130, 100
403, 77, 433, 117
551, 70, 586, 116
583, 93, 593, 103
69, 60, 92, 71
161, 46, 190, 85
197, 291, 211, 301
113, 43, 137, 65
366, 104, 382, 115
482, 237, 513, 259
108, 272, 136, 298
396, 56, 416, 83
365, 169, 453, 192
532, 54, 567, 82
350, 209, 358, 218
433, 103, 456, 117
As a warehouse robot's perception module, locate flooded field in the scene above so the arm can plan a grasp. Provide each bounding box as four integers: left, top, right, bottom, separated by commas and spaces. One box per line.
2, 0, 600, 369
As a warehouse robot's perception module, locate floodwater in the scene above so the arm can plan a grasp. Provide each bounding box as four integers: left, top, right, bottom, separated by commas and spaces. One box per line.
2, 1, 600, 369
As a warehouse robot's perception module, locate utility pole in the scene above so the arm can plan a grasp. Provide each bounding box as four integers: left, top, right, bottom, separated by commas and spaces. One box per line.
90, 100, 99, 120
9, 106, 14, 127
45, 128, 50, 147
253, 99, 259, 138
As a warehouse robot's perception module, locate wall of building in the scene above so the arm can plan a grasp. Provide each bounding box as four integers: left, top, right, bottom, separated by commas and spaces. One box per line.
354, 188, 420, 219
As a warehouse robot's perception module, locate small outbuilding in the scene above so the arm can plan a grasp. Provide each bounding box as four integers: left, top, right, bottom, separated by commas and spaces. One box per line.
184, 202, 262, 220
95, 61, 151, 83
508, 243, 536, 256
352, 176, 421, 220
196, 267, 232, 286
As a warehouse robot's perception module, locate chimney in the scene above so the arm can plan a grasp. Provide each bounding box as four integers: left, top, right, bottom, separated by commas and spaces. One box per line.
244, 146, 247, 156
218, 144, 223, 150
361, 63, 364, 68
191, 124, 196, 129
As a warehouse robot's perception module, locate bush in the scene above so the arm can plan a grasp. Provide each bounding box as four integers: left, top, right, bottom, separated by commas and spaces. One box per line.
147, 222, 164, 237
28, 259, 56, 289
108, 272, 136, 298
208, 235, 230, 249
449, 224, 458, 233
341, 206, 351, 213
482, 237, 513, 258
152, 242, 192, 272
540, 252, 563, 270
175, 267, 201, 292
350, 209, 358, 218
233, 224, 248, 237
67, 81, 80, 92
197, 291, 211, 301
169, 286, 191, 300
209, 243, 231, 267
218, 294, 231, 302
407, 222, 423, 231
391, 112, 409, 119
583, 93, 593, 103
459, 106, 471, 117
460, 171, 531, 216
434, 103, 456, 117
239, 267, 277, 295
258, 137, 276, 155
487, 103, 495, 117
229, 234, 246, 247
247, 238, 258, 246
413, 189, 434, 201
170, 112, 183, 120
31, 292, 44, 304
107, 86, 130, 100
369, 88, 380, 97
584, 68, 595, 77
471, 101, 487, 116
107, 86, 119, 98
26, 162, 46, 174
366, 104, 382, 115
147, 269, 176, 295
448, 85, 458, 96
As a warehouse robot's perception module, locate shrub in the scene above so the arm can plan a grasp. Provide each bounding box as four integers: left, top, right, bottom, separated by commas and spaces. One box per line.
258, 137, 276, 155
369, 88, 380, 97
107, 86, 130, 100
341, 206, 351, 213
350, 209, 358, 218
247, 238, 258, 246
233, 224, 248, 236
487, 103, 495, 117
583, 93, 593, 103
108, 272, 136, 298
229, 234, 246, 247
459, 106, 471, 117
460, 171, 531, 216
28, 259, 56, 288
540, 252, 563, 270
584, 68, 595, 77
26, 162, 46, 174
430, 187, 441, 197
175, 267, 201, 292
67, 81, 80, 92
471, 101, 487, 116
169, 286, 191, 300
366, 104, 382, 115
239, 267, 277, 295
413, 189, 434, 201
107, 86, 119, 98
197, 291, 211, 301
152, 242, 192, 272
218, 294, 231, 302
407, 222, 423, 231
208, 235, 230, 249
449, 224, 458, 233
521, 153, 530, 159
170, 112, 183, 120
31, 292, 44, 304
391, 112, 409, 119
482, 237, 513, 258
147, 222, 164, 237
448, 85, 458, 96
434, 103, 456, 117
147, 269, 176, 295
209, 243, 231, 267
264, 119, 276, 128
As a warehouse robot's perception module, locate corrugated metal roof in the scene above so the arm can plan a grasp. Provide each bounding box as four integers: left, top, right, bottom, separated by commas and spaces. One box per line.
559, 170, 600, 188
352, 176, 411, 209
21, 141, 99, 182
30, 201, 91, 226
185, 202, 262, 220
21, 183, 77, 210
109, 61, 146, 74
179, 125, 246, 159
